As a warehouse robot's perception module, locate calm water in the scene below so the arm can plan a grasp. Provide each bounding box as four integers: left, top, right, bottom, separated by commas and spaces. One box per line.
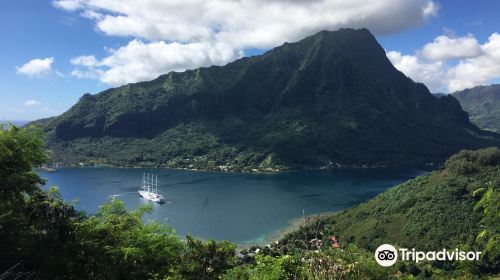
38, 167, 428, 243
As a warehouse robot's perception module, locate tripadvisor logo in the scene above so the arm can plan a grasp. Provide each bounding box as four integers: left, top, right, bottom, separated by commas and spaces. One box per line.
375, 244, 482, 267
375, 244, 398, 267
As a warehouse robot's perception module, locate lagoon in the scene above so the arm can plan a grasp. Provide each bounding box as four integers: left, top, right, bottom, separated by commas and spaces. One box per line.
38, 167, 429, 244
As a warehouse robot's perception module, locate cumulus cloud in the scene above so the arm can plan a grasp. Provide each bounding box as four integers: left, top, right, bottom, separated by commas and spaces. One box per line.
53, 0, 437, 48
446, 33, 500, 92
16, 57, 54, 77
71, 40, 242, 85
387, 51, 445, 91
387, 33, 500, 93
419, 34, 483, 61
24, 100, 41, 106
54, 0, 438, 86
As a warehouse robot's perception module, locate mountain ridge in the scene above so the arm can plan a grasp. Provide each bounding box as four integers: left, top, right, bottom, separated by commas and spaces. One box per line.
34, 28, 499, 171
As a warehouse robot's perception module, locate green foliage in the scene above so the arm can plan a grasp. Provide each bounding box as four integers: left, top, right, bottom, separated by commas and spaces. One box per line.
0, 186, 83, 279
445, 147, 500, 175
474, 183, 500, 271
224, 246, 397, 280
0, 125, 72, 277
0, 125, 48, 195
249, 254, 302, 280
177, 236, 236, 280
73, 198, 184, 279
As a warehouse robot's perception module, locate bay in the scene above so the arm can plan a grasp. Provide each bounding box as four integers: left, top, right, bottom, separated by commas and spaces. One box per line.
38, 167, 429, 244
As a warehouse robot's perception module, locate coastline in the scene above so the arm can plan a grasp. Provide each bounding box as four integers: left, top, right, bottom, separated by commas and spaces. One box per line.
41, 160, 438, 175
235, 211, 337, 250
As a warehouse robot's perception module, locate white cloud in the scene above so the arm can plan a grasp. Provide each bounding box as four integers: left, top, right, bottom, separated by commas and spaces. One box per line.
419, 34, 483, 61
422, 1, 439, 17
54, 0, 438, 86
25, 100, 41, 106
71, 55, 98, 67
16, 57, 54, 77
52, 0, 83, 11
71, 40, 242, 86
387, 33, 500, 93
53, 0, 437, 49
70, 55, 102, 79
71, 68, 102, 79
446, 33, 500, 92
387, 51, 445, 92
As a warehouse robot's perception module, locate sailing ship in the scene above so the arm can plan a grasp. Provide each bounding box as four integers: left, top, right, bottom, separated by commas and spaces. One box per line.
138, 173, 165, 203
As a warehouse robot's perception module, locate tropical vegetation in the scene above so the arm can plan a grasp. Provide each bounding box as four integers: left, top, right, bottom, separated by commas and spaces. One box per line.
1, 125, 499, 279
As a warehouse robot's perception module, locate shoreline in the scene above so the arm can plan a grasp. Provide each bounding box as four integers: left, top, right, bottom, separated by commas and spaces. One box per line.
39, 161, 437, 175
235, 211, 337, 250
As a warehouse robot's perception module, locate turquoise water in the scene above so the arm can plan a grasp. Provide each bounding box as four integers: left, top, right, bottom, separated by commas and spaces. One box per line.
38, 167, 429, 243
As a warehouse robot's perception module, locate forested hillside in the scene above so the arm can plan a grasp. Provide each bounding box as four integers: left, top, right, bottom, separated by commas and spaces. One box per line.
34, 29, 499, 171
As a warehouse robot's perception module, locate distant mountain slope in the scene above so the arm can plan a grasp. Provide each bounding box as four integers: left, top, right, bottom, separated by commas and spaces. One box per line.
453, 84, 500, 132
1, 120, 29, 129
34, 29, 499, 171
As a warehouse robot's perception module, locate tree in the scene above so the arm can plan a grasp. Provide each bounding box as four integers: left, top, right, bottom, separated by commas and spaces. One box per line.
178, 235, 236, 280
474, 183, 500, 272
0, 125, 48, 196
73, 198, 184, 279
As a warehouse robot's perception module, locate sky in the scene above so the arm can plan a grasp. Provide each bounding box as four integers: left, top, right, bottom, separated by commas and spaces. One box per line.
1, 0, 499, 121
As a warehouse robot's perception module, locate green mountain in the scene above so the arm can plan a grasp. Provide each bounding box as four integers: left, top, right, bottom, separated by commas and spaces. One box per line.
453, 84, 500, 132
35, 28, 498, 171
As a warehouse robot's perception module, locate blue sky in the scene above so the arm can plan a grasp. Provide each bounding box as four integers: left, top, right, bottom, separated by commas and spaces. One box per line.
1, 0, 499, 121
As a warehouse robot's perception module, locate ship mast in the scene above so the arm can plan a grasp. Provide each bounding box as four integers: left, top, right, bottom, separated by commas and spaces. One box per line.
153, 175, 156, 194
147, 173, 151, 192
138, 173, 164, 203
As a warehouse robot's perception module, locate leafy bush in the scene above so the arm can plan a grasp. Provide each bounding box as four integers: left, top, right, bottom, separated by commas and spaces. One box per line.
177, 236, 236, 280
445, 147, 500, 175
474, 183, 500, 272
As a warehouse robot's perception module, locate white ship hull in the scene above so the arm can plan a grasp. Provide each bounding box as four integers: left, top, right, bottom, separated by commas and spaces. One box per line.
138, 190, 165, 203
